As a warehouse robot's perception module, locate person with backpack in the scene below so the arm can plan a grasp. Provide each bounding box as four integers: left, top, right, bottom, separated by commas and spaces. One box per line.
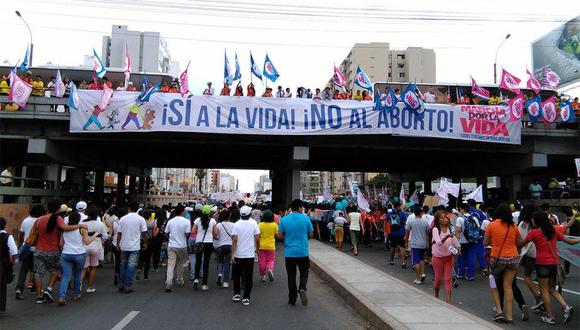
388, 202, 407, 268
0, 217, 18, 312
456, 203, 479, 281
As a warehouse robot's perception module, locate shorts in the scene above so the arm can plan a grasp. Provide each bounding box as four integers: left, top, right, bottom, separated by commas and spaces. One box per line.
520, 255, 536, 277
390, 235, 405, 248
536, 264, 557, 279
33, 251, 61, 278
84, 249, 101, 267
411, 248, 426, 265
350, 230, 360, 246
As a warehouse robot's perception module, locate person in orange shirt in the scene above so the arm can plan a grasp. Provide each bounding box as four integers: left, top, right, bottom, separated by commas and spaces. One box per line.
247, 83, 256, 97
168, 83, 179, 93
233, 83, 243, 96
126, 82, 137, 91
362, 90, 372, 101
261, 87, 273, 97
160, 82, 170, 93
572, 97, 580, 116
220, 83, 231, 96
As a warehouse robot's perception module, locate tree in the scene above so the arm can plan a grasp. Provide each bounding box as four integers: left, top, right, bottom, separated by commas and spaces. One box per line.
195, 169, 207, 194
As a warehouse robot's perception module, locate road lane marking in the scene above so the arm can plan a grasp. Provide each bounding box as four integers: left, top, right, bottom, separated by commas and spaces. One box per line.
111, 311, 140, 330
516, 276, 580, 296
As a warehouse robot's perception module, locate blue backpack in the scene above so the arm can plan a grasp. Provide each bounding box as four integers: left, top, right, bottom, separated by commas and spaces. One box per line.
463, 214, 480, 243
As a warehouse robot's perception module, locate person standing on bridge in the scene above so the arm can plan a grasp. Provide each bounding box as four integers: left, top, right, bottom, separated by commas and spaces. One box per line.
116, 202, 148, 294
203, 82, 214, 95
278, 199, 313, 306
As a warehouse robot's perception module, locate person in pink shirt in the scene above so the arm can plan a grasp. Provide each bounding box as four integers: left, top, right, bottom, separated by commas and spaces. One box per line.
431, 209, 460, 303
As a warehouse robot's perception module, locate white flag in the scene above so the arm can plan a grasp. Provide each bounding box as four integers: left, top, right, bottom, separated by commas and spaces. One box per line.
299, 190, 304, 201
466, 185, 484, 203
8, 72, 32, 108
437, 179, 449, 206
357, 190, 370, 211
399, 188, 406, 205
348, 180, 356, 197
55, 70, 66, 98
444, 180, 461, 198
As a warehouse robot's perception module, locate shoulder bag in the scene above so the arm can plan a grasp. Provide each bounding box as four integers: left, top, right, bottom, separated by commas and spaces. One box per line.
490, 224, 510, 277
25, 221, 39, 247
546, 235, 566, 286
188, 223, 209, 254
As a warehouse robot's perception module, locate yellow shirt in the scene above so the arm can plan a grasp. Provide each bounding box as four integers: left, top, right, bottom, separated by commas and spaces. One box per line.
32, 81, 44, 96
0, 80, 9, 94
258, 222, 278, 251
353, 94, 363, 101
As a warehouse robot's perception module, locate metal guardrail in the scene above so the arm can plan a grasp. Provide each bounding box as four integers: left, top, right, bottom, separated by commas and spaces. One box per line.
517, 188, 580, 200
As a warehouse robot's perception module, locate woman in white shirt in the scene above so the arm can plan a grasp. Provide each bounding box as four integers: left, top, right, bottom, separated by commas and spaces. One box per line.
58, 212, 98, 305
191, 205, 218, 291
81, 206, 109, 293
214, 209, 234, 288
347, 206, 362, 256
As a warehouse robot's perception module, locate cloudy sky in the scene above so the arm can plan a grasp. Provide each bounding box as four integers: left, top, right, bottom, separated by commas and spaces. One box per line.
3, 0, 577, 192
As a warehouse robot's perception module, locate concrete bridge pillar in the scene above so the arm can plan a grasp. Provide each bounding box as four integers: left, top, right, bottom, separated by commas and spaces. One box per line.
43, 164, 61, 198
94, 171, 105, 204
271, 146, 309, 209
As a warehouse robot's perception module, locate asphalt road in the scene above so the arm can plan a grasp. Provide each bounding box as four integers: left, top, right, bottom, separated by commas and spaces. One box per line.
323, 239, 580, 330
1, 249, 370, 330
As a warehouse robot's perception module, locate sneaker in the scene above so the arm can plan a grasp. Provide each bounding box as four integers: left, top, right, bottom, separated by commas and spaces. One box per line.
201, 285, 208, 291
466, 277, 475, 281
242, 298, 250, 306
143, 275, 149, 281
492, 312, 505, 322
118, 286, 124, 293
217, 274, 223, 287
260, 275, 266, 282
232, 294, 241, 302
223, 282, 229, 288
72, 295, 81, 302
165, 284, 172, 293
412, 279, 422, 285
15, 290, 24, 300
531, 298, 544, 311
521, 305, 530, 321
540, 316, 556, 325
177, 280, 184, 287
299, 289, 308, 306
456, 275, 464, 280
193, 279, 199, 289
421, 274, 426, 283
42, 289, 54, 303
123, 288, 134, 294
388, 260, 394, 265
401, 263, 407, 269
563, 305, 574, 324
267, 269, 274, 282
35, 297, 45, 304
86, 288, 96, 293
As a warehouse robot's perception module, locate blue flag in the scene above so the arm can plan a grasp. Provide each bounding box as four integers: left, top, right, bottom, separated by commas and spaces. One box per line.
250, 52, 262, 81
18, 46, 29, 72
401, 83, 422, 110
263, 54, 279, 82
67, 81, 79, 111
354, 66, 372, 91
525, 95, 542, 122
93, 48, 107, 79
373, 89, 385, 111
383, 85, 398, 111
137, 82, 160, 103
560, 100, 576, 122
224, 51, 233, 86
141, 73, 149, 92
233, 53, 241, 81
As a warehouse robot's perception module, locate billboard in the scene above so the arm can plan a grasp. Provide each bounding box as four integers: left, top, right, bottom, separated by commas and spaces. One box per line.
532, 16, 580, 86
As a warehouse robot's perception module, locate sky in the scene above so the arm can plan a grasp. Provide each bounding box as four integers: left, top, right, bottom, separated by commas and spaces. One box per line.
3, 0, 578, 191
220, 169, 267, 193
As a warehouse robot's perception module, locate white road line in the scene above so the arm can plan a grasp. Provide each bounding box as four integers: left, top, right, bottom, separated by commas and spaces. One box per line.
516, 276, 580, 296
111, 311, 140, 330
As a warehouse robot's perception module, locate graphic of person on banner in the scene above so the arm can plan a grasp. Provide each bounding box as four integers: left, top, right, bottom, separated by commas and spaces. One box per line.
121, 103, 144, 130
83, 105, 106, 130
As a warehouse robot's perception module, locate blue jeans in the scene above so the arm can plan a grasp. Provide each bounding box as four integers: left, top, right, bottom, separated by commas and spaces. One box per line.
475, 240, 488, 270
59, 253, 86, 299
457, 243, 476, 279
119, 250, 139, 289
216, 245, 232, 282
188, 238, 202, 280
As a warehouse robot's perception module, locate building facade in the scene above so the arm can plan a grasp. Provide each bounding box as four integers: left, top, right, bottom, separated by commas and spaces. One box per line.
102, 25, 172, 73
330, 42, 436, 92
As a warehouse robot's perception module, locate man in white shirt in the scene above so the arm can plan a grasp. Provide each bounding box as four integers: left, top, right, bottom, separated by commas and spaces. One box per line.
455, 204, 479, 281
424, 88, 437, 103
203, 82, 214, 96
116, 202, 147, 293
276, 86, 285, 98
15, 205, 46, 299
164, 205, 191, 292
231, 205, 260, 306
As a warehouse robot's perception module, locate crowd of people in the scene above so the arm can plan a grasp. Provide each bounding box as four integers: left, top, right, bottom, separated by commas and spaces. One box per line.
0, 198, 314, 312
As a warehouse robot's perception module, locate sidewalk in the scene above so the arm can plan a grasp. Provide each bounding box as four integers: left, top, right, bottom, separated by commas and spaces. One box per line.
309, 240, 502, 330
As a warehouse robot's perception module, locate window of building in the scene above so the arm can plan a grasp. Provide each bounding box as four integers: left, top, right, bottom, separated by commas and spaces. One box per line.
397, 63, 404, 69
398, 72, 405, 78
388, 64, 392, 69
388, 73, 392, 78
397, 54, 405, 60
370, 56, 375, 59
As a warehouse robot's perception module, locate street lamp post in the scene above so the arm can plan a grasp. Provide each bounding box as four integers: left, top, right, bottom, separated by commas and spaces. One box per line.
15, 10, 33, 67
493, 34, 511, 84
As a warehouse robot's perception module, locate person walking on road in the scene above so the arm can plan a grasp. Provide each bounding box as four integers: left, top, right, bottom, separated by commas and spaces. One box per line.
15, 204, 45, 300
214, 209, 234, 288
163, 205, 190, 292
258, 210, 278, 282
278, 199, 314, 306
81, 206, 109, 294
431, 210, 460, 303
191, 205, 218, 291
116, 202, 147, 294
405, 205, 429, 284
231, 206, 260, 306
388, 202, 407, 268
347, 206, 362, 256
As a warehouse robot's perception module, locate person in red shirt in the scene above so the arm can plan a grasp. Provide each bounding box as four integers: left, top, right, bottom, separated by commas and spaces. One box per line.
22, 71, 33, 85
362, 90, 372, 101
33, 200, 86, 304
168, 83, 179, 93
160, 82, 170, 93
333, 90, 340, 100
126, 82, 137, 92
247, 83, 256, 97
233, 83, 243, 96
261, 87, 272, 97
220, 83, 231, 96
88, 80, 100, 90
522, 211, 580, 324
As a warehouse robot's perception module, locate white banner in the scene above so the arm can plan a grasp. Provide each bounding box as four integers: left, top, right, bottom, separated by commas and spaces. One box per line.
70, 91, 521, 144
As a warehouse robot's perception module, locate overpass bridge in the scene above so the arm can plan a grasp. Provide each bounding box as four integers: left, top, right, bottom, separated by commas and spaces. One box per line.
0, 95, 578, 208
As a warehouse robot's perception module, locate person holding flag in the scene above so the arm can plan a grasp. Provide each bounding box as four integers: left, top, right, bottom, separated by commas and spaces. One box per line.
354, 66, 373, 92
263, 54, 280, 83
250, 52, 262, 82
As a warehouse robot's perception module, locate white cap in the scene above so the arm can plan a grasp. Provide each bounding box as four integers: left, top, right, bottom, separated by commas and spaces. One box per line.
76, 201, 87, 211
240, 205, 252, 217
195, 203, 203, 211
211, 206, 218, 213
185, 207, 193, 212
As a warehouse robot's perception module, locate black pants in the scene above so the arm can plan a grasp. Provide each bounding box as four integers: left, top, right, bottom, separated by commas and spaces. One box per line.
0, 264, 8, 312
232, 257, 254, 299
497, 275, 526, 310
151, 238, 163, 270
195, 243, 213, 285
15, 252, 33, 292
285, 257, 310, 304
138, 239, 154, 277
113, 246, 121, 276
